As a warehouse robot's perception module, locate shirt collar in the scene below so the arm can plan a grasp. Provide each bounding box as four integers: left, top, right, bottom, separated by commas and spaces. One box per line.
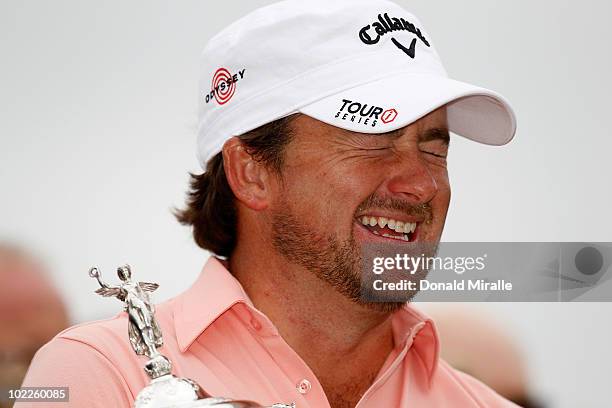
174, 256, 440, 383
175, 256, 253, 352
392, 303, 440, 385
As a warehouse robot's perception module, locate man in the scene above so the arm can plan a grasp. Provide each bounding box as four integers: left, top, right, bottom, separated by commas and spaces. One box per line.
18, 0, 518, 407
0, 244, 69, 408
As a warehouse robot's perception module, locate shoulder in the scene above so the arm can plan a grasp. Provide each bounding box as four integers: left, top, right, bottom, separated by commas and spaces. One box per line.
17, 335, 134, 407
55, 297, 176, 355
55, 312, 129, 351
436, 359, 520, 408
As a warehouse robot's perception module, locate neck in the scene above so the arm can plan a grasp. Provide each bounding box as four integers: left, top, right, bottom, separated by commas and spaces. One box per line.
229, 237, 395, 394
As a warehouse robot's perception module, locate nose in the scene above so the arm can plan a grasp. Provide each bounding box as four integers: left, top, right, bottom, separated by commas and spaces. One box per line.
384, 154, 438, 204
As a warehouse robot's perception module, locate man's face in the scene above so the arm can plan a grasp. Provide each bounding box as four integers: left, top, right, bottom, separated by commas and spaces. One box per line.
269, 108, 451, 310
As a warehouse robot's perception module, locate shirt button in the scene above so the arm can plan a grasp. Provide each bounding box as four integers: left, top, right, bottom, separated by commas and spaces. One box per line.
250, 317, 262, 331
296, 379, 311, 394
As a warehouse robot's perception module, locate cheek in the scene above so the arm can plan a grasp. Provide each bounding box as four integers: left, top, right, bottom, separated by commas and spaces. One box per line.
281, 161, 381, 227
435, 172, 451, 205
431, 170, 451, 221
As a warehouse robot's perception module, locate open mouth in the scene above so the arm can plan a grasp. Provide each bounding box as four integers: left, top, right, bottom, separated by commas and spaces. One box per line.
357, 215, 419, 242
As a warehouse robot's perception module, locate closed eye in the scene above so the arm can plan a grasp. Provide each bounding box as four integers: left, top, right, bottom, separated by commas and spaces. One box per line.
423, 150, 447, 158
364, 146, 392, 152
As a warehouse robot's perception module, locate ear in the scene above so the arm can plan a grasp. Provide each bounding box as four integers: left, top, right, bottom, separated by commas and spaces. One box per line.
222, 137, 271, 211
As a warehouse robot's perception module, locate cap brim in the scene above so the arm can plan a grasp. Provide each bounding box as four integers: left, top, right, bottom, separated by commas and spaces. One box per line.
299, 72, 516, 146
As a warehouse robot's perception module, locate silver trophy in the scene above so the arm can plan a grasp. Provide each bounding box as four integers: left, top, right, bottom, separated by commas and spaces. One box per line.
89, 264, 295, 408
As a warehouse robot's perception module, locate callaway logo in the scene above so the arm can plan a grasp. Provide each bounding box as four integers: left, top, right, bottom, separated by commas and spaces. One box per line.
335, 99, 398, 128
359, 13, 430, 58
205, 68, 246, 105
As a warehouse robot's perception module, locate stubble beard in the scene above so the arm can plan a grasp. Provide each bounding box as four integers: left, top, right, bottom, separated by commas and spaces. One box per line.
270, 197, 405, 313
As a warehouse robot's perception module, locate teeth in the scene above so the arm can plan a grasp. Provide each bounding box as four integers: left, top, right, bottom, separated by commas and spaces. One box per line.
360, 215, 418, 237
382, 233, 406, 241
404, 222, 416, 233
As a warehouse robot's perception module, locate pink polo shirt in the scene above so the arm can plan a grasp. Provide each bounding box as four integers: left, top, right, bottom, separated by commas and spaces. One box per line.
17, 257, 516, 407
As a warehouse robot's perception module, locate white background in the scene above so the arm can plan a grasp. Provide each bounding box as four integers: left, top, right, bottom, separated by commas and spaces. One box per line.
1, 1, 611, 406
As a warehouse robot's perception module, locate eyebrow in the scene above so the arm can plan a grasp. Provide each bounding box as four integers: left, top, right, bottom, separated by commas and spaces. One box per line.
421, 127, 450, 145
384, 127, 450, 145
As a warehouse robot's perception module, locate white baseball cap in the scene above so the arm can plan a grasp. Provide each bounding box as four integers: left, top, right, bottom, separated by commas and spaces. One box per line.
196, 0, 517, 167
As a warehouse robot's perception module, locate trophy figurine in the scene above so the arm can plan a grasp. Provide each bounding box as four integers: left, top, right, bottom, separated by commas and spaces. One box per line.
89, 264, 295, 408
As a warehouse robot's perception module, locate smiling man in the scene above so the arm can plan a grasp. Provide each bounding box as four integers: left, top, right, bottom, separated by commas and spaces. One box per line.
18, 1, 518, 407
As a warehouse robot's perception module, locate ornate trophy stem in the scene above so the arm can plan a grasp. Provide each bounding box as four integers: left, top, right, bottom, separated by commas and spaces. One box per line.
89, 265, 295, 408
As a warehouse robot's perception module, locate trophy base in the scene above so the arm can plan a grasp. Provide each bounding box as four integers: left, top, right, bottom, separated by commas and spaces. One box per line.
134, 374, 202, 408
134, 375, 294, 408
163, 397, 295, 408
173, 398, 263, 407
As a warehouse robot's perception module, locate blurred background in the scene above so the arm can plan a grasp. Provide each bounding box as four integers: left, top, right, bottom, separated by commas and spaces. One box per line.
1, 0, 611, 407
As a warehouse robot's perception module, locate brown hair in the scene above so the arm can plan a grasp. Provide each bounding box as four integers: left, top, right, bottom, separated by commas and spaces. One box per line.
175, 115, 297, 257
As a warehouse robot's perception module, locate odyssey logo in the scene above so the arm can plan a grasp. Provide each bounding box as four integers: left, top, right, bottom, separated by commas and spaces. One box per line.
335, 99, 398, 128
359, 13, 430, 58
205, 67, 246, 105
